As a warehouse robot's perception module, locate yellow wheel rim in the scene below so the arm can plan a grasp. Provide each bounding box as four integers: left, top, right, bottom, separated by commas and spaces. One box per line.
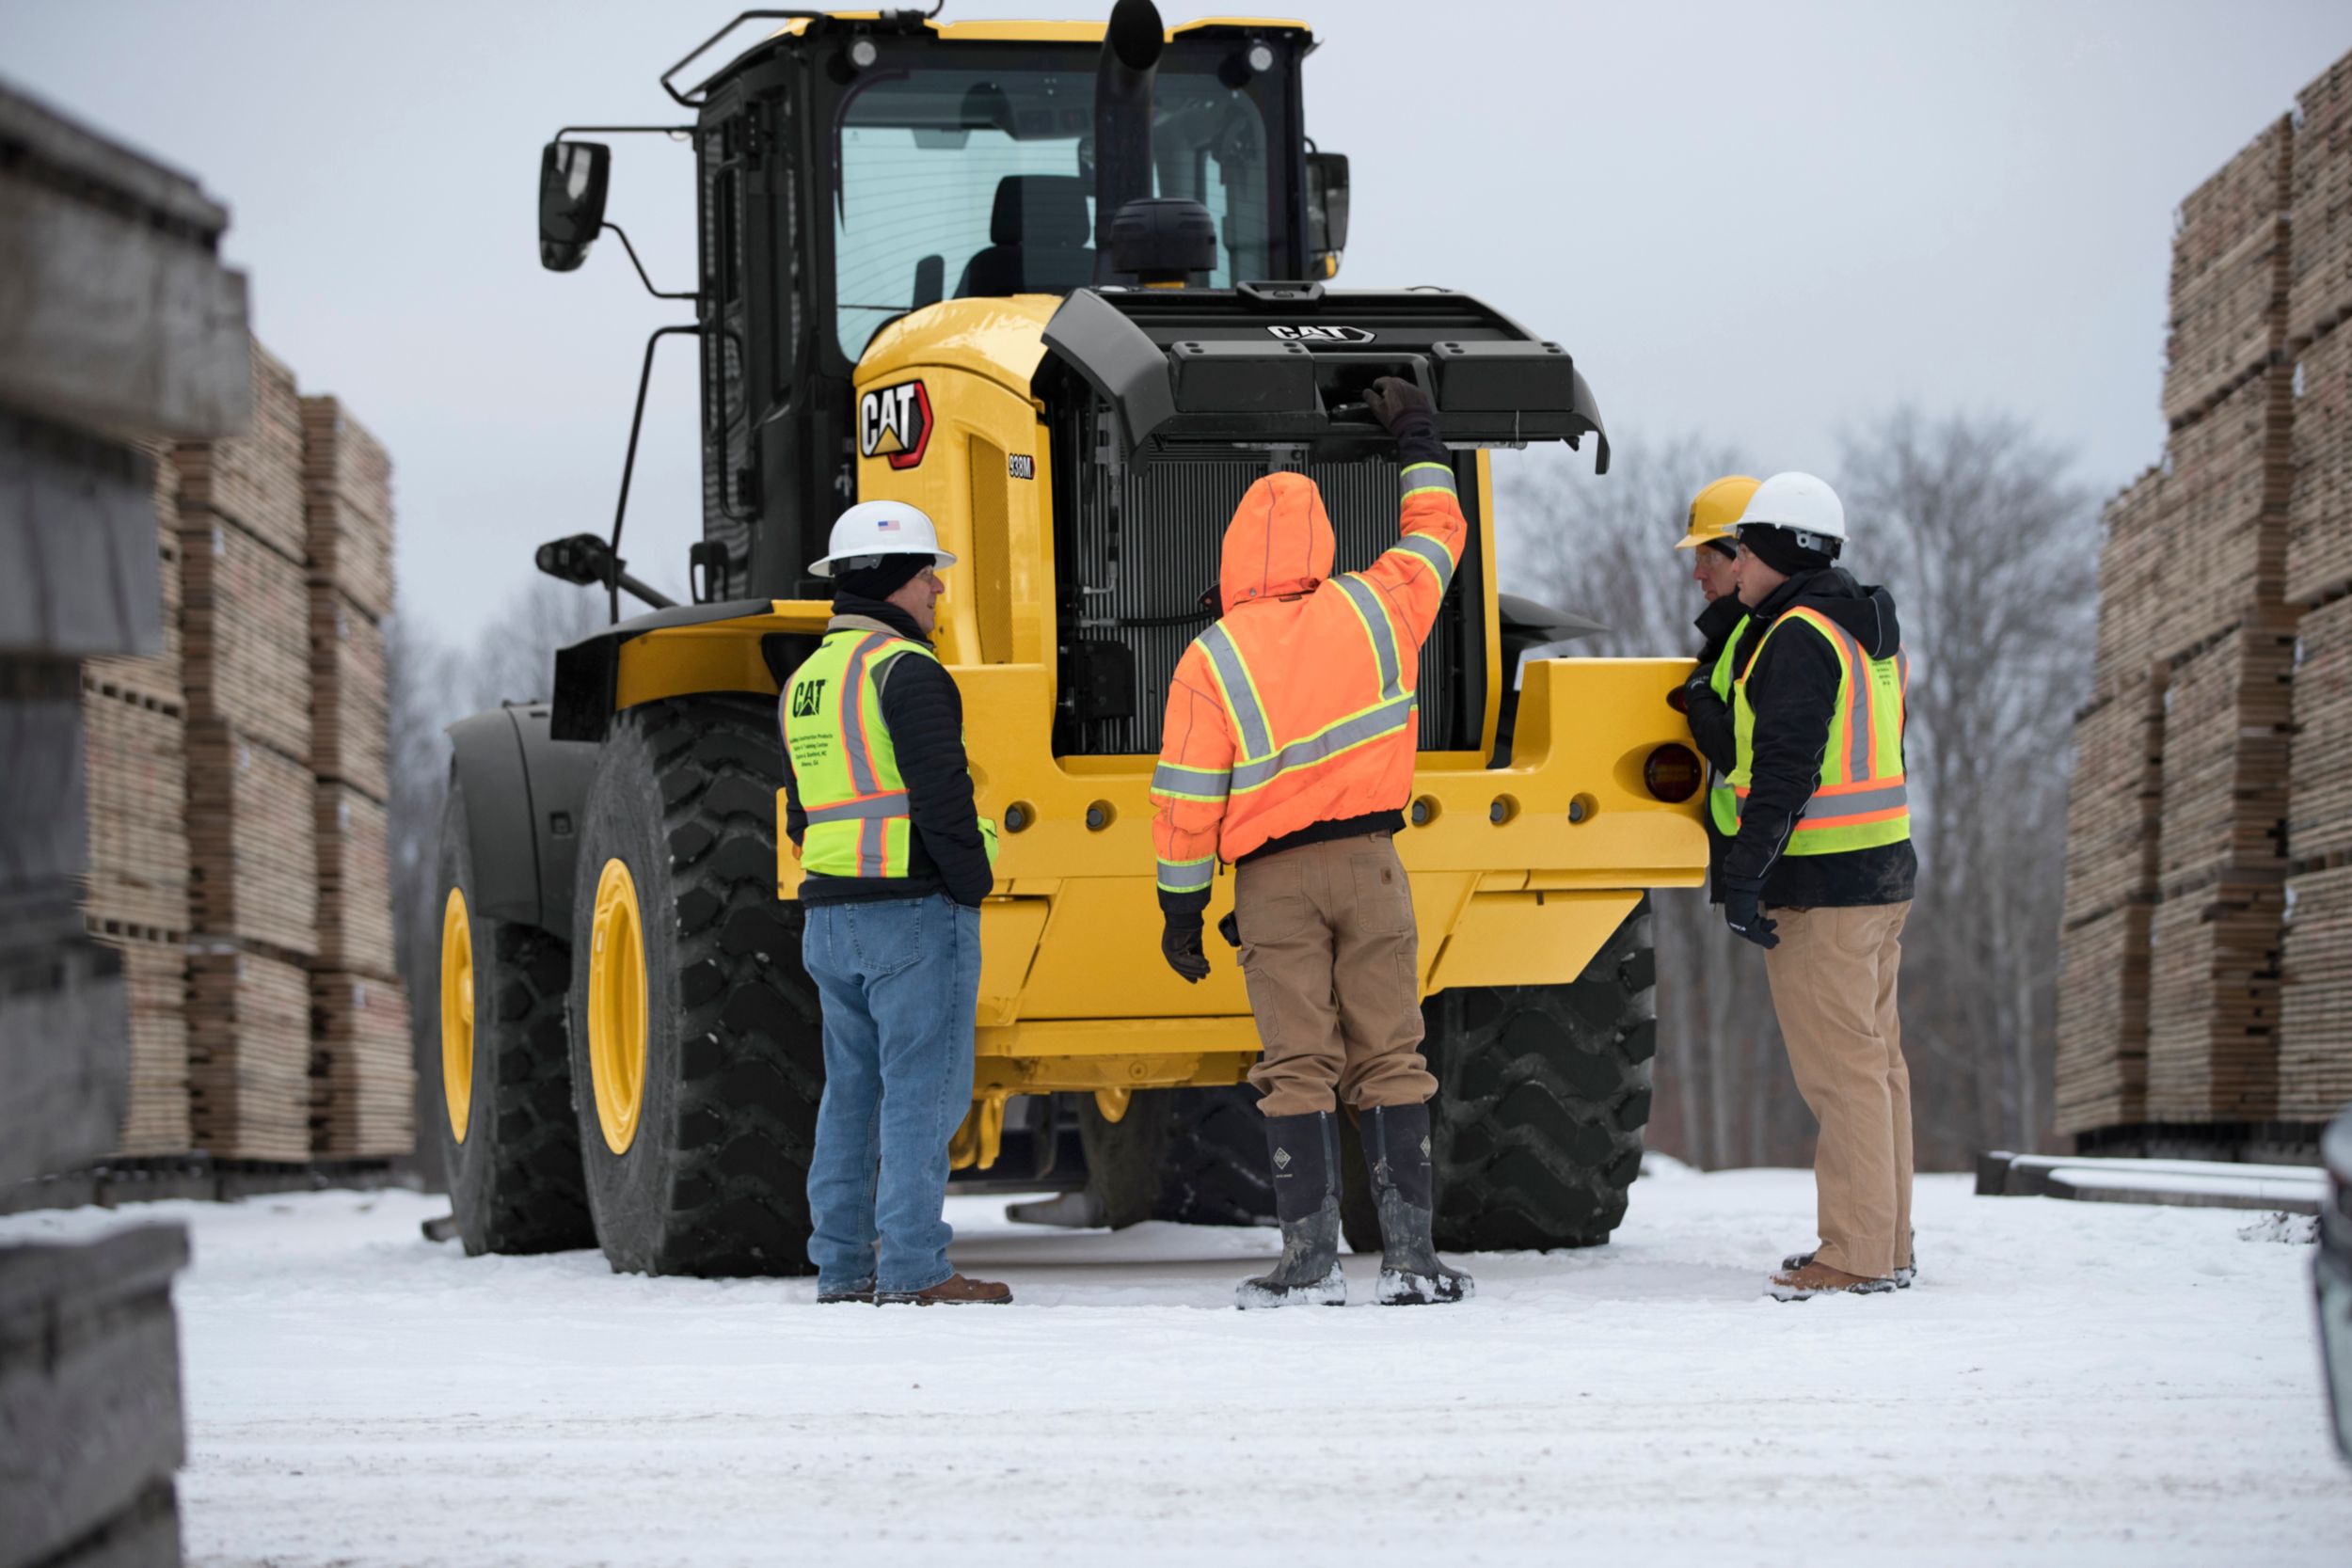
438, 887, 475, 1143
587, 857, 649, 1155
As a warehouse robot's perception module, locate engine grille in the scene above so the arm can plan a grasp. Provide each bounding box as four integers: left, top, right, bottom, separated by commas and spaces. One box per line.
1054, 423, 1476, 757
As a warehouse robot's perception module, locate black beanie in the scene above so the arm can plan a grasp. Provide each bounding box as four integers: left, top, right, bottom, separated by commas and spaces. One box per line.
1738, 525, 1832, 578
834, 553, 930, 602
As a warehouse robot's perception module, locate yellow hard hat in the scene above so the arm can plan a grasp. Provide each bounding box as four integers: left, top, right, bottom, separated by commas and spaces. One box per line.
1677, 475, 1760, 552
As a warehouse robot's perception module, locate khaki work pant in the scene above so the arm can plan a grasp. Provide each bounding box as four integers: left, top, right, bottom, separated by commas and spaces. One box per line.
1762, 901, 1915, 1280
1235, 834, 1438, 1117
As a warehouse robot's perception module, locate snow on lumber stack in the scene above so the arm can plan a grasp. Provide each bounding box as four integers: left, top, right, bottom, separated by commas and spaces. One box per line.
2163, 116, 2290, 428
2146, 879, 2284, 1121
2280, 863, 2352, 1117
2287, 326, 2352, 608
2054, 904, 2152, 1135
2290, 52, 2352, 347
185, 944, 311, 1164
0, 1225, 186, 1568
309, 972, 412, 1159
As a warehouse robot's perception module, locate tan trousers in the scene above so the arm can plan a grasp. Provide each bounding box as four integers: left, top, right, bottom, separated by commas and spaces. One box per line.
1761, 901, 1915, 1279
1235, 834, 1438, 1117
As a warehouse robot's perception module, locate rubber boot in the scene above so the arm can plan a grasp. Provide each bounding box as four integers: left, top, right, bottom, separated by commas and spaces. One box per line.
1359, 1102, 1474, 1306
1234, 1111, 1347, 1308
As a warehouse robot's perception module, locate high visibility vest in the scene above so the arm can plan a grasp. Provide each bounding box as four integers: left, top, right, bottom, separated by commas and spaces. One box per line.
1725, 607, 1911, 856
1705, 618, 1751, 838
782, 629, 996, 879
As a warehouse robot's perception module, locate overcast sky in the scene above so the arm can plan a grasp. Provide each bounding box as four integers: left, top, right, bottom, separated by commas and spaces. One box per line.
5, 0, 2347, 642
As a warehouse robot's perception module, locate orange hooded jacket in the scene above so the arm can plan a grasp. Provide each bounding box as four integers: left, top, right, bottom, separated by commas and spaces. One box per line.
1151, 460, 1468, 913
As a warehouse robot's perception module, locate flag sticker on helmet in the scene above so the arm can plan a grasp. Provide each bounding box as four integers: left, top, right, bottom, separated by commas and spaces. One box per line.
858, 379, 931, 469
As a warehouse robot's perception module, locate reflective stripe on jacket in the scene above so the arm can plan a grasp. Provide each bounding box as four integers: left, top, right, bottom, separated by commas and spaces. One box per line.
782, 629, 938, 878
1727, 606, 1911, 855
1150, 462, 1468, 896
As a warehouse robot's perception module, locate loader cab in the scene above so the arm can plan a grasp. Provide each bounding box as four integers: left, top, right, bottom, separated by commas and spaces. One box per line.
668, 14, 1327, 609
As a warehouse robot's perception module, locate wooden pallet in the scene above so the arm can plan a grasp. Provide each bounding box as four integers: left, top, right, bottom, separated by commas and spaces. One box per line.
185, 943, 311, 1163
298, 396, 395, 620
2279, 863, 2352, 1117
310, 585, 389, 801
2155, 621, 2297, 895
2291, 50, 2352, 346
179, 511, 312, 766
2290, 593, 2352, 865
77, 680, 189, 937
2164, 116, 2290, 427
184, 720, 317, 958
2156, 365, 2294, 659
2062, 673, 2164, 928
2145, 879, 2284, 1121
2053, 904, 2152, 1136
103, 936, 189, 1157
2090, 467, 2170, 691
315, 782, 396, 976
310, 970, 414, 1158
172, 339, 307, 560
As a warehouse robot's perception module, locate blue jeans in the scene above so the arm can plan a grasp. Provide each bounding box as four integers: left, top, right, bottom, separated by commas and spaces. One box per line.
801, 893, 981, 1295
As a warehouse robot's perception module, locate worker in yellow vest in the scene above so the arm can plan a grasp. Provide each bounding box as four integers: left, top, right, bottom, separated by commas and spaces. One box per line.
780, 499, 1008, 1307
1677, 474, 1760, 909
1688, 472, 1919, 1301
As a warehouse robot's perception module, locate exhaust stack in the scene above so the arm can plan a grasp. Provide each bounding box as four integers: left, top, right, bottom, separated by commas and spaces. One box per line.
1093, 0, 1164, 271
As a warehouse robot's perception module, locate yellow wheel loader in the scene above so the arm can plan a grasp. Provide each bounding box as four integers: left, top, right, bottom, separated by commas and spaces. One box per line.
433, 1, 1708, 1274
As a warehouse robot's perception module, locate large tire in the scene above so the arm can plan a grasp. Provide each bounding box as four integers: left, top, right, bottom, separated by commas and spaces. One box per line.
434, 778, 595, 1255
1417, 896, 1658, 1252
1080, 1085, 1274, 1227
565, 695, 824, 1275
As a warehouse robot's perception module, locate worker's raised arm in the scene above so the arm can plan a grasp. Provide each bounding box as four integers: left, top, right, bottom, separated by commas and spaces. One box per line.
1356, 375, 1467, 652
1150, 644, 1237, 924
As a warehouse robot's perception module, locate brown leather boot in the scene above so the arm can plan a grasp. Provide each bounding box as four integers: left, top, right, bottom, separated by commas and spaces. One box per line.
1769, 1259, 1896, 1301
878, 1273, 1012, 1306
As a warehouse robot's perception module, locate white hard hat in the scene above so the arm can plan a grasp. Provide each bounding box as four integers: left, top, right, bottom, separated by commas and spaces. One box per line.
807, 499, 957, 578
1735, 471, 1847, 550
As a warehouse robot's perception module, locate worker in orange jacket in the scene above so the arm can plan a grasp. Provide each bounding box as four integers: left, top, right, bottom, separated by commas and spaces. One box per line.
1150, 376, 1472, 1309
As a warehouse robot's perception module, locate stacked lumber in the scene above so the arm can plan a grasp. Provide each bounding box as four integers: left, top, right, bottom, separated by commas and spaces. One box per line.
81, 443, 183, 703
315, 784, 396, 976
2060, 673, 2164, 928
184, 719, 317, 958
2157, 366, 2294, 653
185, 944, 311, 1163
2163, 116, 2290, 427
310, 588, 389, 801
300, 391, 404, 1159
2154, 624, 2296, 893
2145, 879, 2284, 1120
2053, 906, 2152, 1135
179, 513, 311, 765
2090, 468, 2169, 690
2279, 863, 2352, 1117
78, 681, 189, 939
299, 396, 395, 618
2288, 594, 2352, 866
2290, 53, 2352, 347
172, 341, 306, 560
2290, 325, 2352, 609
107, 939, 189, 1156
309, 972, 414, 1158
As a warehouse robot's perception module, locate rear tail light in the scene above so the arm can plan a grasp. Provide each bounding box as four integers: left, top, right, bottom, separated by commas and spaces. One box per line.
1644, 743, 1703, 803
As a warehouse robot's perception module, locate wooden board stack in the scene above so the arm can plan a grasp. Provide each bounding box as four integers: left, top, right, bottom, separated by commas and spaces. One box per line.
2159, 366, 2295, 648
2089, 468, 2169, 691
2153, 626, 2296, 891
301, 395, 409, 1158
175, 341, 319, 1161
75, 444, 192, 1157
2146, 880, 2286, 1121
2289, 55, 2352, 349
2055, 906, 2152, 1133
2060, 674, 2165, 930
2162, 117, 2291, 428
2280, 594, 2352, 1118
2288, 325, 2352, 607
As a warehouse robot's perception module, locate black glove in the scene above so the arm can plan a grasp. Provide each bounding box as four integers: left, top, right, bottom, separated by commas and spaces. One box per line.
1365, 375, 1438, 444
1216, 911, 1241, 948
1162, 916, 1211, 983
1724, 887, 1779, 950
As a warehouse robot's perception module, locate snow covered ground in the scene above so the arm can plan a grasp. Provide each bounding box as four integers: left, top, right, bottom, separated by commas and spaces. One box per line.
7, 1166, 2348, 1567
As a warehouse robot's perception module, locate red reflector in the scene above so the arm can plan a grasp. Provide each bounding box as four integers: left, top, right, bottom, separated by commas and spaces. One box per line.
1644, 744, 1704, 803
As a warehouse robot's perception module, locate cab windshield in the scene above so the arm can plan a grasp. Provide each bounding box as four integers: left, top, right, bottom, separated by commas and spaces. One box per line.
832, 52, 1284, 360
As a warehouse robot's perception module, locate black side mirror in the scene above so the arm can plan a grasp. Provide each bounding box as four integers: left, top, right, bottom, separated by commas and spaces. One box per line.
1305, 150, 1349, 279
540, 141, 612, 272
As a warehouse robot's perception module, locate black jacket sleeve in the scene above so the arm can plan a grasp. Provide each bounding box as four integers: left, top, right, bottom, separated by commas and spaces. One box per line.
1718, 626, 1842, 895
777, 697, 808, 848
1685, 682, 1736, 775
877, 654, 993, 908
